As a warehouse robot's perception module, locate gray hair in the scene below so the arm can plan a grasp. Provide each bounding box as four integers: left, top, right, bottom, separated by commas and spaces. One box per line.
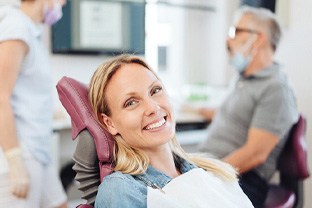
234, 6, 282, 51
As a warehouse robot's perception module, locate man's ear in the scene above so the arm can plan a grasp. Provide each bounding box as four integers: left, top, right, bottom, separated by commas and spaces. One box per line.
101, 113, 118, 135
253, 33, 267, 51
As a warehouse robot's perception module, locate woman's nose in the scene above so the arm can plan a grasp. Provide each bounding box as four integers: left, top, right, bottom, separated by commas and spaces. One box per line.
143, 99, 160, 116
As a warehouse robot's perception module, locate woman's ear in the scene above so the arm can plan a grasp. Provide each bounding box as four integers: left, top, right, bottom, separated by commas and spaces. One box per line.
101, 113, 118, 135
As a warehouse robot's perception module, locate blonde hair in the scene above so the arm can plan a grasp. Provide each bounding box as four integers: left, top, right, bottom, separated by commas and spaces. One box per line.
89, 54, 237, 181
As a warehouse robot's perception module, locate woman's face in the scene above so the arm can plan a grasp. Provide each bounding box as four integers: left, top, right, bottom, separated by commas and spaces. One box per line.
102, 63, 175, 151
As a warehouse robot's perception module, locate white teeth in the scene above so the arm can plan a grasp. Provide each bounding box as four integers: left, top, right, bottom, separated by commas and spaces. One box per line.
145, 118, 166, 130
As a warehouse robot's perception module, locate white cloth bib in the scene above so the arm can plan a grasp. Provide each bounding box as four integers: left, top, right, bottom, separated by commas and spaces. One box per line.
147, 168, 253, 208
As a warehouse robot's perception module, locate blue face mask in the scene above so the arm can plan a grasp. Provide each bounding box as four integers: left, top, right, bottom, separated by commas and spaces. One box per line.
229, 35, 257, 73
229, 52, 251, 73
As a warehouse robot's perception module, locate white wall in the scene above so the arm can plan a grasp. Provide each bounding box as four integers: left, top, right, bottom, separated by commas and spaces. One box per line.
275, 0, 312, 206
48, 53, 111, 113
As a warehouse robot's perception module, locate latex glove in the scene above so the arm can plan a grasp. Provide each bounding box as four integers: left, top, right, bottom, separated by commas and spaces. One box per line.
5, 147, 30, 198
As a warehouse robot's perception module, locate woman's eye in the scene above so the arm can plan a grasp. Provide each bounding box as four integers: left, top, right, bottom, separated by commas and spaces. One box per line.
151, 86, 162, 95
124, 99, 137, 108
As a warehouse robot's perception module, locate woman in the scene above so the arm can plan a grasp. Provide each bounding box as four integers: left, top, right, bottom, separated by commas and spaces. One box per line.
0, 0, 67, 207
89, 54, 253, 208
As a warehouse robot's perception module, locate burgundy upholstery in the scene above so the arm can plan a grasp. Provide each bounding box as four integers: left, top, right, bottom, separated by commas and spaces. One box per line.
56, 76, 115, 181
265, 185, 295, 208
265, 114, 309, 208
278, 114, 309, 179
74, 205, 93, 208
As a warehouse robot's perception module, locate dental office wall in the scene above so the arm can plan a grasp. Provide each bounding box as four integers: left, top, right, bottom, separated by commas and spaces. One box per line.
47, 0, 312, 205
274, 0, 312, 206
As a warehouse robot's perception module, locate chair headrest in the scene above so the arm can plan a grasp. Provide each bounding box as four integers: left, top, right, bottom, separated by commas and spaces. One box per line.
56, 76, 114, 165
278, 114, 310, 179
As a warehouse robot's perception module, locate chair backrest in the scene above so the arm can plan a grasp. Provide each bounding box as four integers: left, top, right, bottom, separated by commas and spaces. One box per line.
277, 113, 309, 207
278, 114, 309, 179
56, 76, 115, 181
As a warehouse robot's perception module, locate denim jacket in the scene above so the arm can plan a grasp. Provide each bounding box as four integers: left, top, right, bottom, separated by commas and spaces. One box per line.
95, 155, 196, 208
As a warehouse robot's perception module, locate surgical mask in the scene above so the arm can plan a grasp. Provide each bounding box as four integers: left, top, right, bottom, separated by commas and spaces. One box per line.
43, 1, 63, 25
229, 52, 251, 73
229, 36, 257, 73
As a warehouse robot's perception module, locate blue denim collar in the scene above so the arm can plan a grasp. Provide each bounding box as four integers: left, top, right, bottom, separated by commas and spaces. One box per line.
134, 155, 196, 189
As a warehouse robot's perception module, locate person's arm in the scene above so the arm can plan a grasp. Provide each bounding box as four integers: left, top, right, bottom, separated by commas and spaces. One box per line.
198, 107, 216, 121
0, 39, 29, 198
223, 74, 298, 174
0, 40, 27, 150
180, 104, 217, 121
222, 127, 279, 173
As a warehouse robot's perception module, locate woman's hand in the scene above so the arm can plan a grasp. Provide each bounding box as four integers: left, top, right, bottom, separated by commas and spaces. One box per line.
5, 147, 30, 198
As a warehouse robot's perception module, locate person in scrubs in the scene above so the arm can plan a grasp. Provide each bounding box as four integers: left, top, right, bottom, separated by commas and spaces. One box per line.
87, 54, 253, 208
0, 0, 67, 207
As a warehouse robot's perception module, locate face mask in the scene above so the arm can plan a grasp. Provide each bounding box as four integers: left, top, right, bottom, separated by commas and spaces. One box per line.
229, 35, 257, 73
229, 52, 251, 73
43, 1, 63, 25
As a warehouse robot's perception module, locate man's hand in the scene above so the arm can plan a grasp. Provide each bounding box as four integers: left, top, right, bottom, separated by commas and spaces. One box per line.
5, 147, 30, 198
198, 107, 216, 121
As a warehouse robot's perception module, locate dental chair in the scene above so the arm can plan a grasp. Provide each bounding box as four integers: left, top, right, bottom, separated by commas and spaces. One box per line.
264, 114, 309, 208
56, 76, 115, 208
57, 76, 310, 208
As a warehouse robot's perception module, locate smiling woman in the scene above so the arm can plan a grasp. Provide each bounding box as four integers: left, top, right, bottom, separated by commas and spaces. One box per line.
101, 63, 175, 151
87, 54, 254, 208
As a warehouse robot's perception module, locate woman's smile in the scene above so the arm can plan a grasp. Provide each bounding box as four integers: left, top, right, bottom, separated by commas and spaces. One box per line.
144, 117, 166, 130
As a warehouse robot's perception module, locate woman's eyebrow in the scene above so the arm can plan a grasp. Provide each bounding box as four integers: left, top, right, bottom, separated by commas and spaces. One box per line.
119, 79, 160, 102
